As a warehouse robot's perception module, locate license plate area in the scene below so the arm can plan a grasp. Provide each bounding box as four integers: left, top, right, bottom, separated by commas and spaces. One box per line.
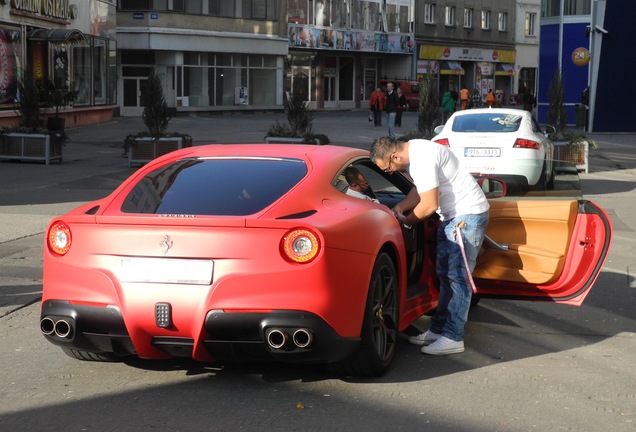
464, 148, 501, 157
118, 258, 213, 285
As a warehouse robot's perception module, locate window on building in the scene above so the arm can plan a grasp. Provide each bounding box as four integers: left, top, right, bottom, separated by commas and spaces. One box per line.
241, 0, 276, 20
119, 0, 148, 10
209, 0, 235, 17
541, 0, 560, 17
185, 0, 202, 14
498, 12, 508, 31
464, 8, 474, 28
445, 6, 455, 27
525, 12, 536, 36
424, 4, 435, 24
565, 0, 591, 15
481, 10, 491, 30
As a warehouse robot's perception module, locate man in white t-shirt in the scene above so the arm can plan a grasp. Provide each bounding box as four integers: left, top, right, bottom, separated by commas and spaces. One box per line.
370, 137, 490, 355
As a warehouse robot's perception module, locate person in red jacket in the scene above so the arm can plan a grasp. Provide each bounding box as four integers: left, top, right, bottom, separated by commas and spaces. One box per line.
369, 86, 386, 126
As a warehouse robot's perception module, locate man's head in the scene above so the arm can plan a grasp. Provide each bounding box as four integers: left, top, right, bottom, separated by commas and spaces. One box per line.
344, 166, 373, 197
370, 137, 408, 175
387, 83, 394, 92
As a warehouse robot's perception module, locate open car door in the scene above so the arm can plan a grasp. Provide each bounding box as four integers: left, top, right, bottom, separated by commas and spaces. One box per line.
473, 199, 612, 305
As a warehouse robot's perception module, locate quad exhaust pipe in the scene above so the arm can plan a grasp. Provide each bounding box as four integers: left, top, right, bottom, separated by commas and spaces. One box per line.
40, 317, 73, 339
265, 328, 314, 350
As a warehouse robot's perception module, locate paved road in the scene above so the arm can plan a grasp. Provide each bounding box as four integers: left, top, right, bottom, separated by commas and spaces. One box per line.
0, 111, 635, 431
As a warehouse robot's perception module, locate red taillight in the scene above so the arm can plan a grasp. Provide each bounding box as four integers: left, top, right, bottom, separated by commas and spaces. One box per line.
513, 138, 540, 150
47, 222, 72, 256
281, 228, 320, 263
434, 138, 450, 146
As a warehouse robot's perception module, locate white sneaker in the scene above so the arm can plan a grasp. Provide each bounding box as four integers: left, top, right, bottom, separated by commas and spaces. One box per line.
421, 336, 464, 355
408, 329, 441, 346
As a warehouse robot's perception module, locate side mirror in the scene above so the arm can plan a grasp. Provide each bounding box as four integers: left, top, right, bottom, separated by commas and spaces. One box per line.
544, 125, 556, 135
475, 176, 507, 198
434, 125, 445, 134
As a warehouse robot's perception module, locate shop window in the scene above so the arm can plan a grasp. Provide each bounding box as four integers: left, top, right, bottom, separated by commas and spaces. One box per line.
338, 57, 354, 101
93, 39, 108, 105
73, 45, 91, 106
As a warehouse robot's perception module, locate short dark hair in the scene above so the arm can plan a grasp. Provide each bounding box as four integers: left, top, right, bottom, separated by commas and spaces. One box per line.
369, 136, 402, 164
343, 166, 361, 185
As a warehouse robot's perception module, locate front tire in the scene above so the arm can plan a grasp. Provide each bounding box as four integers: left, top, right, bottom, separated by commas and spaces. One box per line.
327, 252, 399, 376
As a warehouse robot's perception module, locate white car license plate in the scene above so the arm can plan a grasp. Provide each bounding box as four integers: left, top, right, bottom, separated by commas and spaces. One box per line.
118, 258, 213, 285
464, 148, 501, 157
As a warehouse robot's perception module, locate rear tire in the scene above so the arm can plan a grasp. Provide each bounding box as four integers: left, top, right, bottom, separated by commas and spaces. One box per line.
62, 348, 120, 362
326, 252, 399, 377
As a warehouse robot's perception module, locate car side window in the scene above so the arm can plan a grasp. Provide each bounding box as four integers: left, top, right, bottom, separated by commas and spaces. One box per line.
531, 117, 542, 133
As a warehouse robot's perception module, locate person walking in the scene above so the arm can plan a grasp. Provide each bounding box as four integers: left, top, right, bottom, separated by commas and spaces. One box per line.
369, 136, 490, 355
459, 86, 470, 110
441, 90, 455, 123
369, 86, 385, 127
395, 87, 407, 127
522, 87, 535, 112
486, 89, 496, 107
385, 82, 399, 138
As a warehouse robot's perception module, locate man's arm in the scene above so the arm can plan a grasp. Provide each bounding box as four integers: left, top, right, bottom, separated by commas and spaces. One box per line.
400, 188, 439, 227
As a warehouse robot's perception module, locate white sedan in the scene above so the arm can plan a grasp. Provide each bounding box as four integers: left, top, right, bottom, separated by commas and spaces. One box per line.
432, 108, 555, 190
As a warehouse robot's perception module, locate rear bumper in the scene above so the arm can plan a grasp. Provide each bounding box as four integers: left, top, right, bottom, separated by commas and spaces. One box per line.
40, 300, 359, 364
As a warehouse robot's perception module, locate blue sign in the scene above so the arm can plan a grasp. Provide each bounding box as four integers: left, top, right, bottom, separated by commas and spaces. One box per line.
133, 13, 144, 19
151, 13, 158, 19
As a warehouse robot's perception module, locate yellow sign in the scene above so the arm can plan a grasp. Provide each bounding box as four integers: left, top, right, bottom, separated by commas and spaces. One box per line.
572, 47, 591, 66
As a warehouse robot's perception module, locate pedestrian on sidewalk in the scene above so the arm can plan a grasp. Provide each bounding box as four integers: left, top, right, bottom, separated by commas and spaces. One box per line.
395, 87, 407, 128
385, 82, 399, 138
369, 86, 385, 127
370, 136, 490, 355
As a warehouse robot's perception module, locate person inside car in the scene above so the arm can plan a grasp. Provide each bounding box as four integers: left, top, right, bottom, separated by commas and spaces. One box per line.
344, 166, 379, 203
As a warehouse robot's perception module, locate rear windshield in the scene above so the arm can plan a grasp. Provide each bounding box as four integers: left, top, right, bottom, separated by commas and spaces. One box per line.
452, 113, 522, 133
121, 157, 308, 215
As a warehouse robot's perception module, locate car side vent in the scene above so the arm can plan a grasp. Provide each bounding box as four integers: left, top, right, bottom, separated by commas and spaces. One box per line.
85, 206, 100, 215
277, 210, 318, 220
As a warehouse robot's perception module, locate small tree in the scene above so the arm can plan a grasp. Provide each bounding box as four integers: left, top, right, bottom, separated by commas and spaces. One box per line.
14, 64, 43, 132
416, 73, 441, 139
142, 71, 171, 138
547, 68, 567, 135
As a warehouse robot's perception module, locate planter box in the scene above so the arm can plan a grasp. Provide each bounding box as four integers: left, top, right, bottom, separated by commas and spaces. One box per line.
0, 133, 62, 165
553, 141, 589, 173
129, 137, 183, 167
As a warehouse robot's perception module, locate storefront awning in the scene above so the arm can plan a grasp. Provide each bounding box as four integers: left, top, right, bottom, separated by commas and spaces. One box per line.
440, 61, 465, 75
27, 29, 87, 45
495, 63, 515, 76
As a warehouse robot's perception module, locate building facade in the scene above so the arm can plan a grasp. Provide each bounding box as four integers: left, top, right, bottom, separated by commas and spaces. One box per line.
0, 0, 117, 127
116, 1, 288, 116
414, 0, 521, 105
286, 0, 415, 110
538, 0, 631, 132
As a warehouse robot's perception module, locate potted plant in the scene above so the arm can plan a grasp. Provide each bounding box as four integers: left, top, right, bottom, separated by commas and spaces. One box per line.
0, 66, 62, 164
265, 82, 330, 145
43, 78, 77, 137
123, 70, 192, 166
546, 69, 595, 173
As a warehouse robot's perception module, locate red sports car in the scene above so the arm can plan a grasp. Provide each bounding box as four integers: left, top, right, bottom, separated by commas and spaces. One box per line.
40, 144, 612, 376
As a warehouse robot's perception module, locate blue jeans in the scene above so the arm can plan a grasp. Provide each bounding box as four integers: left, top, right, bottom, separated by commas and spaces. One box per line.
430, 211, 489, 341
387, 112, 396, 138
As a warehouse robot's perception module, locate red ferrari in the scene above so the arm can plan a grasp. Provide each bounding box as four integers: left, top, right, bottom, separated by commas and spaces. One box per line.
40, 144, 612, 376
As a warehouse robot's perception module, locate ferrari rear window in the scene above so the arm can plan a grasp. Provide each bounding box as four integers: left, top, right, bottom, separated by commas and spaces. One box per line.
452, 113, 522, 133
121, 157, 307, 215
